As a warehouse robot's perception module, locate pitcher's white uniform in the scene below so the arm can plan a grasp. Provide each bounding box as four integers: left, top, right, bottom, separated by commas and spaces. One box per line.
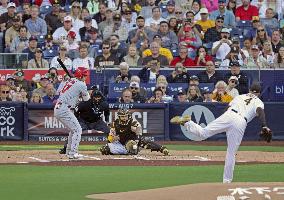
184, 93, 264, 183
54, 78, 90, 157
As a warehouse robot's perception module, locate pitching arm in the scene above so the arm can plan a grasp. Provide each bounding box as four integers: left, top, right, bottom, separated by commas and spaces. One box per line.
256, 107, 267, 127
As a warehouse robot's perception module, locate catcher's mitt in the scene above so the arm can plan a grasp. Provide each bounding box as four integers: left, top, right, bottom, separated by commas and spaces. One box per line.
259, 127, 272, 143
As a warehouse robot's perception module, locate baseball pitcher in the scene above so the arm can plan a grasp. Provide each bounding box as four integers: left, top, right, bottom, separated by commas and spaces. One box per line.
171, 83, 272, 183
100, 108, 169, 155
54, 67, 90, 159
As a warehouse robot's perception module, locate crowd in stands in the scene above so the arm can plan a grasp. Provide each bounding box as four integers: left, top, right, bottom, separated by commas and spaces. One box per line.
0, 0, 284, 104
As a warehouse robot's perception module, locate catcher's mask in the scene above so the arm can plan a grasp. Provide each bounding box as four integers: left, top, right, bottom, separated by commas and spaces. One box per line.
117, 108, 131, 122
92, 90, 103, 104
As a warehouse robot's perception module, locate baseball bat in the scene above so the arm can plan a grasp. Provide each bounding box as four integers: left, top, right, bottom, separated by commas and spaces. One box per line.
57, 58, 73, 78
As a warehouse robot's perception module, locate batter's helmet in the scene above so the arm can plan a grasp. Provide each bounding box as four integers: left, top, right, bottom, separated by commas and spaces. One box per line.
73, 67, 88, 79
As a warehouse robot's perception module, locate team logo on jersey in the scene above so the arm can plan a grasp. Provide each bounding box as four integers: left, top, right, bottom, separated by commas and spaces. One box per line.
180, 105, 215, 141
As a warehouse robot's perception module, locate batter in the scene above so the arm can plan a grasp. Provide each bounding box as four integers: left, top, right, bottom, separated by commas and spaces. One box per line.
171, 83, 272, 183
54, 67, 90, 159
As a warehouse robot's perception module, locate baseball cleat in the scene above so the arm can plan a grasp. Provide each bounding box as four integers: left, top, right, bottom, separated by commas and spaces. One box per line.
170, 115, 191, 125
160, 146, 169, 156
59, 147, 66, 154
68, 153, 84, 160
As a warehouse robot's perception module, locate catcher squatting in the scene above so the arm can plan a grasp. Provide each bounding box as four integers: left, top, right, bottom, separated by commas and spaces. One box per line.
100, 109, 169, 156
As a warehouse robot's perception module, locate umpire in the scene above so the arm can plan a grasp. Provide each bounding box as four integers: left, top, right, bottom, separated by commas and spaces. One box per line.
59, 89, 110, 154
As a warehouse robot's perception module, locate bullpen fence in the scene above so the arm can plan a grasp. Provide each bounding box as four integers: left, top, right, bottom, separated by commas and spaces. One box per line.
1, 102, 284, 141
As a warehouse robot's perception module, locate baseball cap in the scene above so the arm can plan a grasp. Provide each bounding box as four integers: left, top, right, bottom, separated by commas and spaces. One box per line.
53, 0, 60, 5
13, 15, 21, 22
64, 15, 72, 22
250, 83, 261, 93
167, 0, 175, 6
189, 75, 199, 81
35, 48, 42, 53
130, 81, 140, 88
106, 8, 113, 12
67, 31, 76, 39
229, 75, 238, 81
177, 89, 186, 95
59, 45, 67, 50
87, 27, 98, 34
251, 45, 259, 50
29, 35, 38, 41
113, 13, 121, 20
7, 2, 16, 8
229, 60, 240, 67
45, 34, 53, 41
153, 34, 162, 40
221, 27, 231, 34
252, 16, 260, 22
6, 74, 15, 81
216, 15, 224, 20
202, 88, 212, 94
232, 37, 240, 44
218, 0, 226, 3
199, 8, 208, 14
230, 46, 239, 53
14, 69, 24, 77
84, 16, 92, 22
124, 8, 132, 14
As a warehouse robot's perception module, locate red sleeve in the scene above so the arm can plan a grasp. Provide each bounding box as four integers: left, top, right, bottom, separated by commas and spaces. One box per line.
235, 6, 241, 18
252, 6, 259, 17
184, 58, 195, 67
34, 0, 43, 6
170, 58, 178, 67
205, 55, 213, 61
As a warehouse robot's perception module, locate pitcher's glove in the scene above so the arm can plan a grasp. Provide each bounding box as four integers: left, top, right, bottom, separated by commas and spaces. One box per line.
259, 127, 272, 143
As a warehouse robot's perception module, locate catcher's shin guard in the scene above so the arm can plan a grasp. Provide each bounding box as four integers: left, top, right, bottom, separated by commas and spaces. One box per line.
100, 144, 111, 155
139, 138, 168, 155
125, 140, 139, 155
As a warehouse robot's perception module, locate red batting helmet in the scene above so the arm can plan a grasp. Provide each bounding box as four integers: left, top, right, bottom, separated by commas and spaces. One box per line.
73, 67, 88, 79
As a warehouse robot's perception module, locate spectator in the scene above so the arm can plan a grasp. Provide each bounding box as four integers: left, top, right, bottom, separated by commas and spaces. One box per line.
187, 85, 203, 102
251, 0, 267, 18
65, 31, 79, 58
114, 62, 131, 83
143, 35, 173, 63
94, 40, 119, 68
32, 74, 55, 97
272, 46, 284, 68
226, 76, 239, 98
242, 38, 252, 53
139, 58, 161, 83
142, 41, 169, 66
156, 81, 173, 102
50, 45, 73, 70
0, 85, 12, 101
0, 2, 16, 32
210, 0, 236, 28
128, 15, 154, 46
70, 1, 83, 32
262, 8, 279, 31
78, 8, 98, 30
221, 46, 245, 67
252, 25, 271, 48
10, 25, 29, 53
98, 8, 113, 35
122, 44, 143, 67
43, 34, 58, 51
5, 74, 16, 91
194, 46, 213, 66
12, 91, 25, 102
167, 63, 189, 83
271, 30, 284, 54
189, 75, 200, 86
130, 75, 147, 98
0, 0, 8, 15
173, 7, 184, 27
30, 92, 43, 103
53, 15, 81, 45
72, 44, 94, 70
161, 0, 176, 19
118, 88, 134, 103
212, 28, 232, 61
13, 69, 32, 92
28, 48, 49, 69
147, 88, 164, 103
156, 20, 178, 50
25, 5, 47, 37
19, 87, 28, 102
110, 34, 127, 62
191, 0, 202, 21
225, 61, 249, 94
121, 8, 137, 31
168, 16, 180, 34
93, 2, 107, 24
22, 3, 31, 23
197, 60, 223, 85
195, 8, 215, 34
226, 0, 237, 14
235, 0, 259, 21
45, 1, 61, 34
204, 15, 224, 44
129, 81, 146, 103
261, 40, 275, 65
42, 83, 58, 104
103, 13, 128, 41
79, 16, 98, 41
212, 81, 233, 103
201, 0, 219, 13
202, 88, 217, 102
183, 11, 203, 40
245, 16, 268, 41
87, 0, 99, 15
47, 67, 60, 87
140, 0, 156, 20
176, 89, 189, 102
244, 45, 270, 68
145, 6, 166, 32
5, 15, 22, 50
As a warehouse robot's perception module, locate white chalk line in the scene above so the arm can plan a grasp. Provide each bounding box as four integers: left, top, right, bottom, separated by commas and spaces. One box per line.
194, 156, 211, 161
133, 155, 151, 160
82, 155, 102, 160
28, 157, 50, 163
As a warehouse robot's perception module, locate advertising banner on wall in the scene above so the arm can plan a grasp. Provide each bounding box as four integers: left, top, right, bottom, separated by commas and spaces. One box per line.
0, 102, 25, 140
28, 104, 166, 142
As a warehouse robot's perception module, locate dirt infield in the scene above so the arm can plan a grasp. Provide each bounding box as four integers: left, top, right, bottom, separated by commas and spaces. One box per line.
87, 182, 284, 200
1, 149, 284, 166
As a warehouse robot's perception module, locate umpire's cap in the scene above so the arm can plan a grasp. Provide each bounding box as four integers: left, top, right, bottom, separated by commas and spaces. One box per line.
250, 83, 261, 93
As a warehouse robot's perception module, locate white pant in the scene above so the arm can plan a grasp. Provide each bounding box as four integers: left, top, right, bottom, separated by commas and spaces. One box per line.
185, 110, 247, 183
108, 141, 128, 155
54, 103, 82, 156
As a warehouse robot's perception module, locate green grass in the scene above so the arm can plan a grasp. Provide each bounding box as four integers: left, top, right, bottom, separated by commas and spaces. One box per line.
1, 164, 284, 200
0, 144, 284, 152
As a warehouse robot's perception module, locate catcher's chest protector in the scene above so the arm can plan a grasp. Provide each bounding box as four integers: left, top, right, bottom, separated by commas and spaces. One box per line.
114, 119, 137, 145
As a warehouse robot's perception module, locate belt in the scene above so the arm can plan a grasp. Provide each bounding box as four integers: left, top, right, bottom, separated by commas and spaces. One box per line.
231, 109, 247, 122
56, 102, 73, 109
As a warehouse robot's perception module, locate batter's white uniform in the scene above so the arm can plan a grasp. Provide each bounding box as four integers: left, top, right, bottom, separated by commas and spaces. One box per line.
184, 93, 264, 183
54, 78, 90, 156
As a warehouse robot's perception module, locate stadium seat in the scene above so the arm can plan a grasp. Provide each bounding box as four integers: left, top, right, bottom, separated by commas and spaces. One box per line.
43, 49, 58, 60
230, 27, 242, 37
171, 48, 179, 57
236, 20, 252, 29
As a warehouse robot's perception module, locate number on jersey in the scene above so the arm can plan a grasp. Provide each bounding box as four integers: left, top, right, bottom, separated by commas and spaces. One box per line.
244, 97, 253, 105
61, 80, 76, 94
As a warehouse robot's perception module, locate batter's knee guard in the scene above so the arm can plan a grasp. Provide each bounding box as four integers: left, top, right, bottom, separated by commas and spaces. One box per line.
125, 140, 139, 155
100, 144, 111, 155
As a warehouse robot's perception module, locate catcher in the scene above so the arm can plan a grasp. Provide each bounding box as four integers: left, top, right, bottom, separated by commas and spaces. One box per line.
100, 108, 169, 156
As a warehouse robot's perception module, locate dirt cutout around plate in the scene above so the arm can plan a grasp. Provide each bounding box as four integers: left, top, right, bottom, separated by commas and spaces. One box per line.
87, 182, 284, 200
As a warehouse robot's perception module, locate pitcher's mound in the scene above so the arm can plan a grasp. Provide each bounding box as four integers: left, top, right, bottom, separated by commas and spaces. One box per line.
87, 182, 284, 200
